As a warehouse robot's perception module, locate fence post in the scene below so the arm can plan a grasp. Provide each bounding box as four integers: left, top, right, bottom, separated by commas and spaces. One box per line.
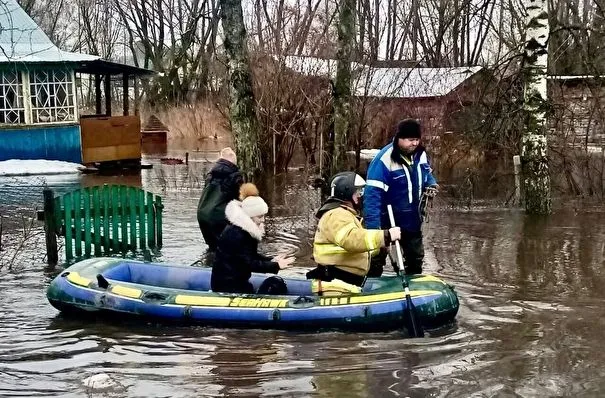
64, 193, 73, 262
147, 192, 155, 248
513, 155, 522, 206
129, 187, 137, 252
155, 196, 163, 248
92, 187, 102, 256
43, 188, 59, 266
139, 190, 147, 249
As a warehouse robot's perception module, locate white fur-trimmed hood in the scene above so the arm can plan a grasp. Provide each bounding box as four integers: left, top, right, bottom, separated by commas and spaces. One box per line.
225, 200, 264, 241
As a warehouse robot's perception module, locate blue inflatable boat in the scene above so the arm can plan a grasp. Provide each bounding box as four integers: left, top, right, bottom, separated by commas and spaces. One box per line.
47, 257, 459, 332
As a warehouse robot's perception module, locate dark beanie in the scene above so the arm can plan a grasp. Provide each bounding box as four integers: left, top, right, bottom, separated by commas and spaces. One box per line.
396, 119, 421, 140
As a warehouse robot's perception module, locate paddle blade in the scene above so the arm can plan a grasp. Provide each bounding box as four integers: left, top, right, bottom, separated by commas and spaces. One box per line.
405, 293, 424, 338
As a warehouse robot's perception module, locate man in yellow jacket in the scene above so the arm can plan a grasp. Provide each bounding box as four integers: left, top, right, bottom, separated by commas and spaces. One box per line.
307, 172, 401, 287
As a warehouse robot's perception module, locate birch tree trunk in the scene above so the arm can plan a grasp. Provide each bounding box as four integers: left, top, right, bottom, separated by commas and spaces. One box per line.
521, 0, 552, 214
220, 0, 262, 177
331, 0, 356, 176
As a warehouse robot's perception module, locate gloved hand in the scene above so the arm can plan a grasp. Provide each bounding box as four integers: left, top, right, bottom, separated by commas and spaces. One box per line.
425, 185, 439, 197
388, 227, 401, 242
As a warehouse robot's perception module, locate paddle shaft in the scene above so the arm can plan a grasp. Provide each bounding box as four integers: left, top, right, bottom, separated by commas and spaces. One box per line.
386, 205, 406, 278
387, 205, 423, 337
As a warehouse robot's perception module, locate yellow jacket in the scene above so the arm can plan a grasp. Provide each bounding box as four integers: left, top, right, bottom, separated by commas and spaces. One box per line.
313, 205, 385, 276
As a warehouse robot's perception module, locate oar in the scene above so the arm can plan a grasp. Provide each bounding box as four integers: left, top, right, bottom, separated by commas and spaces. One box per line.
387, 204, 424, 338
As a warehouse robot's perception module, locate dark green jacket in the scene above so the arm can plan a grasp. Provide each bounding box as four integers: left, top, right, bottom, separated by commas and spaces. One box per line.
197, 159, 243, 250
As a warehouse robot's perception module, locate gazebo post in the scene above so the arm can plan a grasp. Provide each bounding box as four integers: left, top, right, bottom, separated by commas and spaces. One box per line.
134, 76, 139, 116
104, 73, 111, 116
95, 74, 102, 114
123, 73, 129, 116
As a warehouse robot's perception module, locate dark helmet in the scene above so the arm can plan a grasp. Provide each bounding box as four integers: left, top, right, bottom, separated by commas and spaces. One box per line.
329, 172, 366, 201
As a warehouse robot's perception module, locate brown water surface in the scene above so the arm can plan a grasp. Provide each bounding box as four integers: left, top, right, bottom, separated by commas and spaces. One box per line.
1, 146, 604, 397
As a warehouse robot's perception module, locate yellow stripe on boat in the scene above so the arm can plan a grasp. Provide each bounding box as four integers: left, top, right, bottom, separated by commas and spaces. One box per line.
412, 275, 446, 284
111, 285, 142, 299
175, 295, 232, 307
349, 290, 441, 304
66, 272, 91, 287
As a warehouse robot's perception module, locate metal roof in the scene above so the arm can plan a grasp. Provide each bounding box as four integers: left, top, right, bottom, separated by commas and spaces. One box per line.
0, 0, 154, 75
355, 65, 483, 98
548, 75, 602, 80
278, 55, 482, 98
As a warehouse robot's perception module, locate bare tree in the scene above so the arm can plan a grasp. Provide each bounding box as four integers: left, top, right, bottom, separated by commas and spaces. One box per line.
246, 0, 335, 56
220, 0, 262, 176
330, 0, 356, 176
112, 0, 221, 104
77, 0, 122, 59
18, 0, 81, 50
521, 0, 551, 214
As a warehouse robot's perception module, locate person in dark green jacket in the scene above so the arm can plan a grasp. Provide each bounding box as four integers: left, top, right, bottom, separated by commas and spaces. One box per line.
197, 147, 243, 252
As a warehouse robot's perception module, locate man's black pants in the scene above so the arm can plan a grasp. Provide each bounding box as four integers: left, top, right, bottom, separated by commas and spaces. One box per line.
368, 230, 424, 277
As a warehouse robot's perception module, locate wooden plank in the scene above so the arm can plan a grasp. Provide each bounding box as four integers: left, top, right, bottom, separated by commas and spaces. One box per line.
147, 192, 155, 248
82, 144, 141, 164
83, 188, 92, 258
139, 190, 146, 249
92, 186, 102, 256
53, 197, 62, 237
0, 125, 82, 164
120, 186, 128, 252
64, 193, 73, 262
102, 185, 111, 253
111, 185, 120, 252
80, 116, 142, 147
155, 196, 163, 248
73, 190, 82, 258
129, 187, 137, 252
80, 116, 141, 163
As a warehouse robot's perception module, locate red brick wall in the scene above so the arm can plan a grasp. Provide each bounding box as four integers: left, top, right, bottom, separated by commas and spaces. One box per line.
359, 95, 470, 148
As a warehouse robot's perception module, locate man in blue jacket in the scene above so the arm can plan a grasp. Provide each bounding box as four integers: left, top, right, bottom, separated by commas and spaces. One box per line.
363, 119, 438, 276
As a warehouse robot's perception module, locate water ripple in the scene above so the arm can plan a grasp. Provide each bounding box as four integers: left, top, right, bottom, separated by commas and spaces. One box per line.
2, 164, 605, 396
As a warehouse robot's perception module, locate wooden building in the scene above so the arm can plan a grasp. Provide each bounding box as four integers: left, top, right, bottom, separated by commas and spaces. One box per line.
277, 55, 483, 147
548, 75, 605, 151
0, 0, 155, 165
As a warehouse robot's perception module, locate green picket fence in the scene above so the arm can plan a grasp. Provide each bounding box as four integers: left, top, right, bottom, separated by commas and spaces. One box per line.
40, 184, 163, 264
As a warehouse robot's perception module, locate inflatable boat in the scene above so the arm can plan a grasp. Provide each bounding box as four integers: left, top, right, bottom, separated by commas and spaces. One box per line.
47, 257, 459, 332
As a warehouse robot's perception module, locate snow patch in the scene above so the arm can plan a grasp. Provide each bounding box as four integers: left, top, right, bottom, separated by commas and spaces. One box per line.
346, 149, 380, 160
0, 159, 84, 176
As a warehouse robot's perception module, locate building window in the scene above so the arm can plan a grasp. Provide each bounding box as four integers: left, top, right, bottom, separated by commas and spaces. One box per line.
0, 70, 25, 124
30, 70, 76, 123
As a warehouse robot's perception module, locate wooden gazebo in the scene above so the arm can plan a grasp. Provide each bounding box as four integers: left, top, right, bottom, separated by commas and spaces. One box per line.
0, 0, 155, 166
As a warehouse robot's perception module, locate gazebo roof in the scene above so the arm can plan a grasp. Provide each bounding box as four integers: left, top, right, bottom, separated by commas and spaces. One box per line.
0, 0, 154, 76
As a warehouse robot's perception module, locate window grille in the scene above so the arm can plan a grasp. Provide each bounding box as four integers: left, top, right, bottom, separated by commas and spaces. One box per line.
29, 70, 76, 123
0, 71, 25, 124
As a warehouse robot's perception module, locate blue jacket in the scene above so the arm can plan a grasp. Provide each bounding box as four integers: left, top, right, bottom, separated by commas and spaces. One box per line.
363, 142, 437, 232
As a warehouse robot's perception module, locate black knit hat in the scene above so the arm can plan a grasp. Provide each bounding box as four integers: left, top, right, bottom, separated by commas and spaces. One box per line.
395, 119, 421, 140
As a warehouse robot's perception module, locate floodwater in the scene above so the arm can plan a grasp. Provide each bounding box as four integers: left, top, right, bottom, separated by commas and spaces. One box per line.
1, 145, 605, 397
